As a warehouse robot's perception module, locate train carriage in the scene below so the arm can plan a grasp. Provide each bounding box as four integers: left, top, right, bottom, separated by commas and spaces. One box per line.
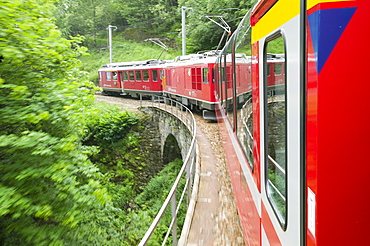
98, 66, 122, 96
162, 52, 218, 117
98, 59, 165, 97
97, 0, 370, 244
215, 0, 370, 245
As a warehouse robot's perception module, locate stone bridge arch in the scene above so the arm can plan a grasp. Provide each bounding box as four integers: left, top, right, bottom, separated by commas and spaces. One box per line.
163, 134, 182, 165
141, 107, 193, 166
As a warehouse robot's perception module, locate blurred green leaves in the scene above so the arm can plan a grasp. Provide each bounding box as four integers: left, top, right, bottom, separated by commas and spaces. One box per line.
0, 0, 190, 244
0, 0, 113, 244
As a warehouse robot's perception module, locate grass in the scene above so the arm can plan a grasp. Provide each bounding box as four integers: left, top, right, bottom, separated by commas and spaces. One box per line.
79, 36, 181, 84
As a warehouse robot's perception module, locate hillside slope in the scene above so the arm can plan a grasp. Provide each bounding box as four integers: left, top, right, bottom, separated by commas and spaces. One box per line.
80, 36, 181, 84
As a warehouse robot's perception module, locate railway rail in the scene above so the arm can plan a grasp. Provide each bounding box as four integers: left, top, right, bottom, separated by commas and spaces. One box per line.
95, 94, 245, 245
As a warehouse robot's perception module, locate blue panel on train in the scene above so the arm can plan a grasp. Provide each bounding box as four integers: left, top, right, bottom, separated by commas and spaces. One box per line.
308, 7, 357, 74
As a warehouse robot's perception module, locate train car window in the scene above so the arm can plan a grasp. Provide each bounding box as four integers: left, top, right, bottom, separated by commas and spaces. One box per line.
220, 55, 227, 109
218, 67, 225, 83
136, 71, 142, 81
112, 72, 117, 80
212, 67, 216, 83
203, 68, 209, 84
152, 70, 158, 81
143, 70, 149, 81
226, 65, 233, 89
225, 43, 234, 128
214, 61, 221, 98
106, 72, 112, 80
234, 27, 254, 169
267, 64, 271, 76
129, 71, 135, 81
274, 63, 282, 75
191, 68, 202, 90
123, 71, 128, 81
264, 34, 287, 228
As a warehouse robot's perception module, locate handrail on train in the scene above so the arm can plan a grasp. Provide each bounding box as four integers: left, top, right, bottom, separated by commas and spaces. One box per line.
138, 95, 198, 246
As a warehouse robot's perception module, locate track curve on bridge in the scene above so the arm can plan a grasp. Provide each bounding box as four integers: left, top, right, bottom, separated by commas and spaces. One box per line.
95, 95, 245, 245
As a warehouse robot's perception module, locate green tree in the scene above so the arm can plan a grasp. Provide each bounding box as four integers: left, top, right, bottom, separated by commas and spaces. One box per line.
179, 0, 257, 52
114, 0, 180, 35
0, 0, 114, 244
54, 0, 123, 47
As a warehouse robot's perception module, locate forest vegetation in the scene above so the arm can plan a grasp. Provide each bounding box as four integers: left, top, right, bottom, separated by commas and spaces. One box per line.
54, 0, 257, 83
0, 0, 255, 244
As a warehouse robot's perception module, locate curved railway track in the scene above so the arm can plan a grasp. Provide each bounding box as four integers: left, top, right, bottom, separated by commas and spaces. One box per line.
95, 94, 245, 245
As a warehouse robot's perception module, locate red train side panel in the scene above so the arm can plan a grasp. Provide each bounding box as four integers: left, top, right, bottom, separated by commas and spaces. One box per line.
98, 67, 122, 95
163, 53, 217, 111
306, 1, 370, 245
98, 60, 164, 97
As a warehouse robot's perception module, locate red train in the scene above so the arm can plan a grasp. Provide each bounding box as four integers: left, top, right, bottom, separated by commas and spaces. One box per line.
215, 0, 370, 245
99, 0, 370, 244
99, 52, 284, 120
98, 59, 165, 98
99, 52, 222, 118
163, 52, 218, 115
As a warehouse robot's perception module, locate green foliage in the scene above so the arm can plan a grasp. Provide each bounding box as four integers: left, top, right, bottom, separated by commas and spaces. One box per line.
266, 35, 285, 54
0, 0, 189, 244
81, 109, 187, 244
83, 103, 138, 145
0, 0, 124, 244
53, 0, 259, 61
52, 0, 261, 84
54, 0, 124, 47
127, 158, 187, 245
179, 0, 258, 53
114, 0, 179, 35
81, 104, 144, 222
79, 38, 180, 84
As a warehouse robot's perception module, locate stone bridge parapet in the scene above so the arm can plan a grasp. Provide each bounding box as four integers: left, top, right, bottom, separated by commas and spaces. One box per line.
141, 107, 193, 164
138, 97, 199, 246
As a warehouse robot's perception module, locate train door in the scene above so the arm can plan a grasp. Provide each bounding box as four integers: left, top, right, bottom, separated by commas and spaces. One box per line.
118, 71, 125, 93
253, 0, 305, 245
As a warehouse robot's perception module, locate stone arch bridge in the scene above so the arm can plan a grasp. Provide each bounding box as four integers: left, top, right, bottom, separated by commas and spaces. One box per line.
140, 105, 194, 166
138, 99, 198, 246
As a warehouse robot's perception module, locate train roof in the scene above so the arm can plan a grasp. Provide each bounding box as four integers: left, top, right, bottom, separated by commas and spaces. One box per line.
165, 50, 219, 67
98, 59, 168, 71
266, 53, 285, 63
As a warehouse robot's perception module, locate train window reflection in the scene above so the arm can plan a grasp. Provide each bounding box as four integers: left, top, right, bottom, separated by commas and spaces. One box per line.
234, 20, 254, 170
129, 71, 135, 81
274, 63, 282, 75
152, 70, 158, 81
191, 68, 202, 90
106, 72, 112, 80
143, 70, 149, 81
203, 68, 209, 84
136, 71, 142, 81
123, 71, 128, 81
264, 34, 287, 227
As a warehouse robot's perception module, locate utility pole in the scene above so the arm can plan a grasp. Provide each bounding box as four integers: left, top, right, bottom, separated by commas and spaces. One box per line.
107, 25, 117, 64
181, 6, 192, 56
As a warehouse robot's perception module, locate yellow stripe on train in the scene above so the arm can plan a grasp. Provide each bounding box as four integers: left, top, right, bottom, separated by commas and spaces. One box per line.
251, 0, 355, 43
252, 0, 300, 43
